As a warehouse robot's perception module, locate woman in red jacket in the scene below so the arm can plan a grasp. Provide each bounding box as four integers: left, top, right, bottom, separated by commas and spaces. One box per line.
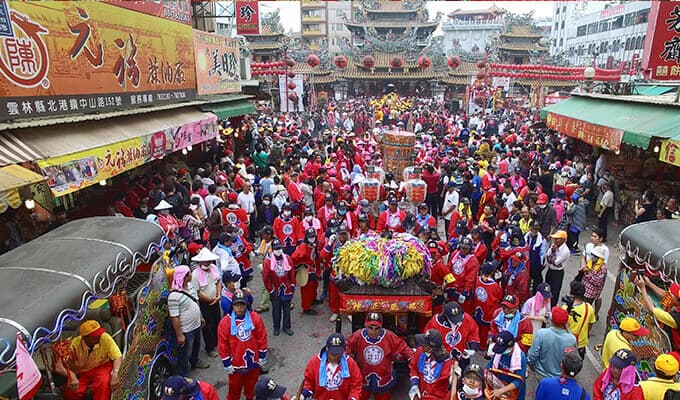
593, 349, 644, 400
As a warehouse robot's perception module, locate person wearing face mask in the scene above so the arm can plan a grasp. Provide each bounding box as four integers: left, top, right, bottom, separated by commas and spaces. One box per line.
292, 228, 323, 316
226, 225, 254, 289
345, 313, 414, 400
191, 248, 223, 358
448, 237, 479, 314
321, 223, 351, 322
301, 208, 323, 238
357, 214, 374, 236
301, 333, 362, 400
354, 199, 376, 230
376, 197, 406, 234
474, 262, 503, 351
534, 193, 557, 240
336, 201, 358, 238
455, 364, 485, 400
217, 290, 268, 400
221, 270, 253, 315
155, 200, 180, 242
273, 203, 304, 256
485, 330, 527, 400
133, 196, 152, 219
262, 239, 296, 336
488, 295, 534, 354
408, 329, 454, 400
424, 301, 480, 370
257, 194, 279, 229
317, 194, 336, 233
593, 349, 643, 400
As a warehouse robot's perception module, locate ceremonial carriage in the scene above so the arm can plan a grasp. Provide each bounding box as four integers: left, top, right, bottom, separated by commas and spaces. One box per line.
606, 219, 680, 378
0, 217, 176, 400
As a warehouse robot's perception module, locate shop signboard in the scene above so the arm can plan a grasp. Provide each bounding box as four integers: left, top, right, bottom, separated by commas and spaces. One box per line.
0, 1, 196, 122
642, 1, 680, 80
142, 114, 218, 162
193, 30, 241, 95
104, 0, 191, 25
37, 138, 148, 197
659, 139, 680, 167
235, 1, 260, 35
546, 112, 623, 152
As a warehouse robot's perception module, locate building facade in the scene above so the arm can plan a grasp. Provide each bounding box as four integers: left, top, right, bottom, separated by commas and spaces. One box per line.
441, 5, 505, 55
564, 2, 650, 67
300, 1, 353, 56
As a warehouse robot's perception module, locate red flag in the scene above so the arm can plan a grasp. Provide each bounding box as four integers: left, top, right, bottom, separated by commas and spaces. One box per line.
16, 334, 43, 400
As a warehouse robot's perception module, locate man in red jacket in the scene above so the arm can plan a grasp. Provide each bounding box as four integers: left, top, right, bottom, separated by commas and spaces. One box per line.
423, 302, 480, 369
273, 203, 303, 256
346, 313, 414, 400
473, 261, 503, 350
376, 197, 406, 233
408, 329, 454, 400
162, 376, 219, 400
262, 239, 296, 337
217, 291, 268, 400
488, 294, 534, 354
302, 333, 363, 400
292, 228, 323, 315
448, 237, 480, 314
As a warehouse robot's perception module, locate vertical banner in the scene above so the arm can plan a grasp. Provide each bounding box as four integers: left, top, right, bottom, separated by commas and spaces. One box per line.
235, 1, 259, 35
279, 74, 303, 112
193, 30, 241, 95
642, 1, 680, 80
15, 334, 42, 400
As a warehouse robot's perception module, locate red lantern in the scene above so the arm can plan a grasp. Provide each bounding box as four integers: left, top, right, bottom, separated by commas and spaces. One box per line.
362, 55, 375, 69
477, 60, 487, 69
448, 55, 461, 69
390, 56, 403, 68
306, 54, 320, 68
288, 92, 298, 102
286, 58, 296, 68
288, 81, 296, 90
417, 56, 431, 69
476, 71, 486, 80
334, 55, 347, 69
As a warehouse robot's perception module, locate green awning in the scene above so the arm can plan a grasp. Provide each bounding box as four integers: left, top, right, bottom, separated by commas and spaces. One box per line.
200, 100, 255, 119
633, 86, 676, 96
541, 96, 680, 150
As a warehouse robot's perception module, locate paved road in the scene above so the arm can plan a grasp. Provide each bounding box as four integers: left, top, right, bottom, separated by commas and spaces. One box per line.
190, 219, 624, 399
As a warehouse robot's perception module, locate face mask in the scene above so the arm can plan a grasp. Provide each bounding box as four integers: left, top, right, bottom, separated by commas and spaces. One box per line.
504, 312, 514, 319
263, 200, 271, 205
283, 211, 291, 217
273, 249, 283, 256
463, 384, 481, 397
503, 347, 513, 355
338, 209, 347, 216
200, 265, 211, 271
308, 237, 316, 243
538, 204, 547, 209
305, 216, 313, 222
161, 210, 170, 215
140, 206, 148, 213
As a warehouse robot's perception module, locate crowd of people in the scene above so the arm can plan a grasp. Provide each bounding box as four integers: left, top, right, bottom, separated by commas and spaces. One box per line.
87, 94, 680, 400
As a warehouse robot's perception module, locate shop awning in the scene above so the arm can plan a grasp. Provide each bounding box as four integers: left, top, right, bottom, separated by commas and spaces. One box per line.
200, 100, 255, 119
541, 95, 680, 150
0, 132, 44, 166
0, 164, 45, 213
633, 86, 677, 96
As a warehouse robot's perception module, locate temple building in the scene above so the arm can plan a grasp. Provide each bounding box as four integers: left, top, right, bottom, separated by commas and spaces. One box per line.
442, 5, 506, 55
497, 25, 548, 65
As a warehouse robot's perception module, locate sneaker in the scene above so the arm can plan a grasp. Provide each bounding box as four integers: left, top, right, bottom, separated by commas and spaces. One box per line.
290, 302, 295, 310
283, 329, 294, 336
255, 306, 270, 313
192, 360, 210, 369
273, 328, 280, 336
329, 313, 338, 322
260, 365, 270, 374
303, 309, 319, 316
208, 350, 219, 357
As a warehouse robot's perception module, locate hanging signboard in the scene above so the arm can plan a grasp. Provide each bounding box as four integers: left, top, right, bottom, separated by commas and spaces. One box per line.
0, 1, 196, 122
193, 30, 241, 95
235, 1, 260, 35
104, 0, 191, 25
546, 112, 623, 153
642, 1, 680, 80
660, 139, 680, 167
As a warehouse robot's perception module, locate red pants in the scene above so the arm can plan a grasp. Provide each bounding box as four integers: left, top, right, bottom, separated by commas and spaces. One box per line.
301, 279, 319, 311
61, 362, 112, 400
227, 368, 259, 400
329, 281, 340, 314
360, 389, 391, 400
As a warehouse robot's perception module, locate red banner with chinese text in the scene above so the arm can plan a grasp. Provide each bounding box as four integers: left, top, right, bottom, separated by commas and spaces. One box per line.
340, 294, 432, 316
235, 1, 259, 35
642, 1, 680, 80
0, 1, 196, 122
546, 112, 623, 152
104, 0, 191, 25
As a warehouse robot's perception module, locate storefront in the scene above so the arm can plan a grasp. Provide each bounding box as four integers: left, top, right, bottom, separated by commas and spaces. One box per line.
541, 93, 680, 225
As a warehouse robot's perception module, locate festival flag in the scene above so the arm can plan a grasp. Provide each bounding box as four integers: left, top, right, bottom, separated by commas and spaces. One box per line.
15, 334, 43, 400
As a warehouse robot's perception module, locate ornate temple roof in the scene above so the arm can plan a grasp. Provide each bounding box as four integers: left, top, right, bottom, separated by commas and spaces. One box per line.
500, 26, 544, 38
339, 51, 437, 80
497, 43, 548, 51
345, 20, 439, 29
448, 5, 506, 18
365, 1, 422, 13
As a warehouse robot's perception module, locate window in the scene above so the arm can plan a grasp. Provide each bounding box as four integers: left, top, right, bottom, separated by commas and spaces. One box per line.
612, 16, 623, 29
563, 6, 567, 13
577, 25, 587, 36
598, 20, 609, 32
561, 21, 565, 29
636, 9, 649, 24
555, 22, 559, 31
556, 6, 560, 14
641, 35, 646, 48
625, 38, 631, 50
587, 22, 598, 34
624, 12, 635, 26
559, 38, 563, 47
600, 41, 608, 53
637, 36, 643, 50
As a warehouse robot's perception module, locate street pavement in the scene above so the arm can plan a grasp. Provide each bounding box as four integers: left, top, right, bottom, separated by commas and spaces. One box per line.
190, 218, 624, 399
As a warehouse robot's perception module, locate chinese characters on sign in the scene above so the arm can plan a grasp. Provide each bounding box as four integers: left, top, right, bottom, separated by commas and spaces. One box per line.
643, 2, 680, 80
660, 139, 680, 167
235, 1, 260, 35
546, 112, 623, 153
193, 30, 241, 95
0, 1, 196, 122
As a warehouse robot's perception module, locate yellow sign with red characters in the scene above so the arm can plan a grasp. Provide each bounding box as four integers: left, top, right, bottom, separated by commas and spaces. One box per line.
0, 1, 196, 122
660, 139, 680, 167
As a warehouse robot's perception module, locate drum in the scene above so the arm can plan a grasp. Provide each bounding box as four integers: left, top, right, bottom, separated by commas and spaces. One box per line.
296, 264, 310, 287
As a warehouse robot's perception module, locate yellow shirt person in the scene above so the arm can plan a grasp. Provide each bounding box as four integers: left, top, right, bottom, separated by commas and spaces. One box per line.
565, 301, 596, 349
641, 354, 680, 400
601, 317, 649, 368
